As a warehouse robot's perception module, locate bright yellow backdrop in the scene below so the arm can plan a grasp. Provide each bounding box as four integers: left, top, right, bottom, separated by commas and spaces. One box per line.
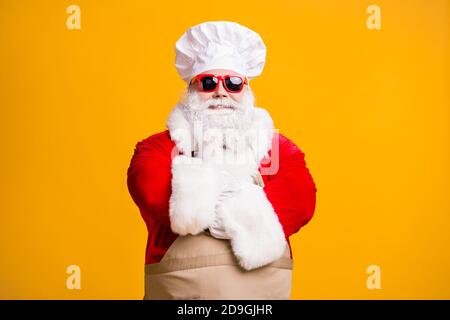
0, 0, 448, 299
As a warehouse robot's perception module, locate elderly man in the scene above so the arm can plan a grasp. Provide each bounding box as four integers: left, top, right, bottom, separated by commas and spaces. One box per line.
127, 21, 317, 300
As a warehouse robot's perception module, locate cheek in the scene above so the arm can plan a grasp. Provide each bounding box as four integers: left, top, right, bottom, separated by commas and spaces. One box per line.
230, 91, 245, 103
199, 92, 214, 101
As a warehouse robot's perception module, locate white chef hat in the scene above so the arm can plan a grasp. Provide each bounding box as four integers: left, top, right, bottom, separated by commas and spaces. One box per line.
175, 21, 266, 83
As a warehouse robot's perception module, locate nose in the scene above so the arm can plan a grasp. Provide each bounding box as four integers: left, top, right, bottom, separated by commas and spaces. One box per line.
213, 79, 229, 98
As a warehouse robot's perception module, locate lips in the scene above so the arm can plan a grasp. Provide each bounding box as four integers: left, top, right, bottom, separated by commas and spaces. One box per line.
208, 104, 234, 110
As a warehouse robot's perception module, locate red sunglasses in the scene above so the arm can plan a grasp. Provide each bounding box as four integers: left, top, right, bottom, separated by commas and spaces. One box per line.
190, 74, 248, 93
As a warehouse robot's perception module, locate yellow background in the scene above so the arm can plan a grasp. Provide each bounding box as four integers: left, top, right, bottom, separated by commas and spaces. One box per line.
0, 0, 449, 299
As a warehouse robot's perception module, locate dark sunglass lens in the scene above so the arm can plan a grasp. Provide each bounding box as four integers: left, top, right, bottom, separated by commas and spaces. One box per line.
200, 76, 218, 91
225, 76, 244, 92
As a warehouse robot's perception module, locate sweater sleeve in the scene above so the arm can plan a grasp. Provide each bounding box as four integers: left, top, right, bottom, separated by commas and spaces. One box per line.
262, 134, 317, 238
127, 131, 175, 227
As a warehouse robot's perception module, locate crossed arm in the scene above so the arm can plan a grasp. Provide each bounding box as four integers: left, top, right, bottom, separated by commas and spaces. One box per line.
127, 132, 317, 269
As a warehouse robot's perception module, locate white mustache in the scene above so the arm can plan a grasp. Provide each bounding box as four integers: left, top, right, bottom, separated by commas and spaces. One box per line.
200, 98, 240, 110
182, 85, 255, 113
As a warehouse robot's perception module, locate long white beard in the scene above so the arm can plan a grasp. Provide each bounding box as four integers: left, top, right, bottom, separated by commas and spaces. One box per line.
180, 86, 255, 132
167, 85, 275, 173
178, 87, 257, 158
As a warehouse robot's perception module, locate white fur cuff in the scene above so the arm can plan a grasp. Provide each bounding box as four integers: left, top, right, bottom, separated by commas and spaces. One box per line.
169, 155, 222, 236
217, 184, 287, 270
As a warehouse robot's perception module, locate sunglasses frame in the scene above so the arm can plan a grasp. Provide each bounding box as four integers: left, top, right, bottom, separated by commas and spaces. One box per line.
190, 73, 248, 93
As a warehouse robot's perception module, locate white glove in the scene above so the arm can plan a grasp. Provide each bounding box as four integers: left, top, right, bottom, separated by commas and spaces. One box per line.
215, 183, 287, 270
208, 190, 234, 239
208, 171, 265, 240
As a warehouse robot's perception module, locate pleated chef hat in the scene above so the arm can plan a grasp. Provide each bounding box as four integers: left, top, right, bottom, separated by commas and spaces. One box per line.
175, 21, 266, 83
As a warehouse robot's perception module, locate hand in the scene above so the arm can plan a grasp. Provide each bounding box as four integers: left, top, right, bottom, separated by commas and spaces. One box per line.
208, 190, 235, 239
215, 184, 287, 270
209, 171, 265, 240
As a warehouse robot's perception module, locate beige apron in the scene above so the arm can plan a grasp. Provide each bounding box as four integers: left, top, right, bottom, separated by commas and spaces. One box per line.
144, 231, 293, 300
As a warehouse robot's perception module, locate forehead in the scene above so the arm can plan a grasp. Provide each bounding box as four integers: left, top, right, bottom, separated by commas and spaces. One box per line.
198, 69, 243, 77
